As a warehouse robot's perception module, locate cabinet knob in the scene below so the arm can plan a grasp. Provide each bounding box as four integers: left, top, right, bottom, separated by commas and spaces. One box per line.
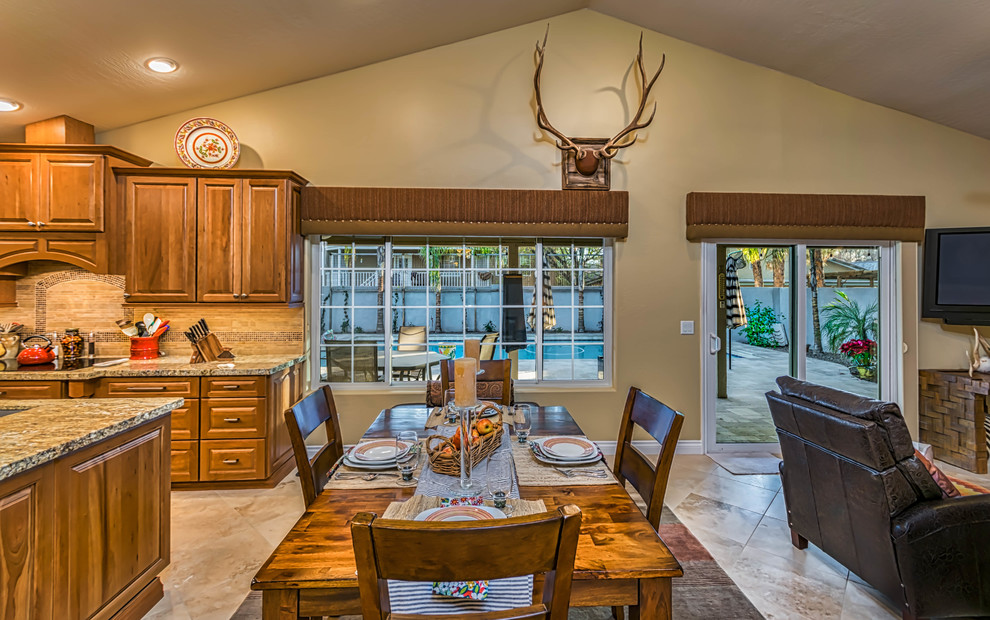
232, 294, 239, 299
36, 222, 46, 227
223, 417, 241, 423
222, 459, 240, 465
123, 293, 131, 299
27, 221, 36, 226
240, 293, 248, 298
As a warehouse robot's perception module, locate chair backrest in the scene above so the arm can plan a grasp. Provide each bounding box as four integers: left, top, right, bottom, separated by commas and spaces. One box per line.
439, 359, 512, 405
612, 387, 684, 529
284, 385, 344, 506
351, 505, 582, 620
397, 325, 427, 351
766, 376, 942, 602
480, 333, 499, 360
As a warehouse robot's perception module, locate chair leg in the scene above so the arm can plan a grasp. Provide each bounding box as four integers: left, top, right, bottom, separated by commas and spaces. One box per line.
612, 605, 625, 620
902, 611, 918, 620
790, 529, 808, 550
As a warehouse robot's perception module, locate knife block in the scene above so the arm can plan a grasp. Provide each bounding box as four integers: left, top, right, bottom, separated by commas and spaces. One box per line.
189, 333, 235, 363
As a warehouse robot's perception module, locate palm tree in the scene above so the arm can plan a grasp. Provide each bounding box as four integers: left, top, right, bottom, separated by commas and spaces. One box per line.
820, 291, 878, 353
808, 249, 825, 352
741, 248, 766, 287
766, 248, 788, 287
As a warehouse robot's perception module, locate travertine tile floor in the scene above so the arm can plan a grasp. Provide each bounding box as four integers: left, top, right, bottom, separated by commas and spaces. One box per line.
145, 454, 990, 620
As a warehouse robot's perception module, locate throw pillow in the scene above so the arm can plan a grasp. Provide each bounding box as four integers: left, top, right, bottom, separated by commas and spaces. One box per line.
946, 475, 990, 497
914, 449, 960, 498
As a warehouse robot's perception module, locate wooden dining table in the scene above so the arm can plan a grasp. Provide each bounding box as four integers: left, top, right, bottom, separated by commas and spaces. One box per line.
251, 404, 683, 619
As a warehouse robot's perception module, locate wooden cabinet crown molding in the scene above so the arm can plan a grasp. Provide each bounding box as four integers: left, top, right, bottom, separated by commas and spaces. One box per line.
113, 166, 308, 186
0, 143, 152, 167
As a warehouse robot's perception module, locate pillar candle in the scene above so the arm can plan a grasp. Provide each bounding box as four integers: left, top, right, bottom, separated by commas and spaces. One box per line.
453, 357, 477, 407
464, 338, 481, 361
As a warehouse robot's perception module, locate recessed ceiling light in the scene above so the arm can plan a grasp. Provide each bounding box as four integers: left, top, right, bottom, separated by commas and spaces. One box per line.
0, 99, 22, 112
145, 57, 178, 74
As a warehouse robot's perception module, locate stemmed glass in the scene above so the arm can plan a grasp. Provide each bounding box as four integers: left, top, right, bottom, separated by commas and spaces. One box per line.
443, 389, 458, 425
486, 451, 515, 514
513, 404, 532, 444
395, 431, 420, 486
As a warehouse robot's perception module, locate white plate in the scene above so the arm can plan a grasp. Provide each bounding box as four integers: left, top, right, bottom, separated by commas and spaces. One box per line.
531, 443, 603, 466
343, 454, 397, 470
174, 117, 240, 169
414, 505, 506, 521
536, 436, 596, 459
351, 439, 411, 462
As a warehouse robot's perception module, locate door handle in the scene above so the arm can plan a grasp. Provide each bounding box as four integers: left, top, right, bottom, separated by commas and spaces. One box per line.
222, 417, 241, 423
222, 459, 240, 465
709, 334, 722, 354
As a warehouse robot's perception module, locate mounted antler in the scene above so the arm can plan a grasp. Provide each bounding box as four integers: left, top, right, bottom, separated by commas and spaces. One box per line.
534, 26, 665, 186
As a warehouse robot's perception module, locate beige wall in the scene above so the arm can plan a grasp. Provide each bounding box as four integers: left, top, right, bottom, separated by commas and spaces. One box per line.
99, 9, 990, 444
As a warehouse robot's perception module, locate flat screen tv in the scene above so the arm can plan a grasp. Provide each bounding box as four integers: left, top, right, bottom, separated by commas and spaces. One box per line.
922, 227, 990, 324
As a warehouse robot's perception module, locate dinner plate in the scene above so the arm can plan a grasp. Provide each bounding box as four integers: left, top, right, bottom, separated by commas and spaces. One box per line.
414, 505, 506, 521
536, 436, 596, 459
343, 454, 397, 470
530, 442, 604, 466
174, 117, 240, 169
351, 439, 411, 462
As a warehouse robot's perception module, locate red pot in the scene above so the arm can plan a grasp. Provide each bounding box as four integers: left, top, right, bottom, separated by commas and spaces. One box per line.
17, 335, 56, 365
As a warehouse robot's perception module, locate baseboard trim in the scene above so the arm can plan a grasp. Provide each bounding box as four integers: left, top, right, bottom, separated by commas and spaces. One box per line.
595, 439, 703, 456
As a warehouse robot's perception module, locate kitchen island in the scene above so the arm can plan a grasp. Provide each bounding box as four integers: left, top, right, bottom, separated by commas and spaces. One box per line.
0, 354, 306, 489
0, 397, 180, 620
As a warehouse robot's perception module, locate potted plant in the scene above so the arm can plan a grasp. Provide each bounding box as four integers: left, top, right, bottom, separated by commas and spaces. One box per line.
840, 339, 877, 379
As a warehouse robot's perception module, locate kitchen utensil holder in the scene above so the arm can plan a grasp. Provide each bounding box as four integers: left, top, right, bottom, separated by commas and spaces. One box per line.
189, 333, 235, 363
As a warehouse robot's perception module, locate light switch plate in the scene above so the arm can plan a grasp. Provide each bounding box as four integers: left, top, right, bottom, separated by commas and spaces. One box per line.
680, 321, 695, 335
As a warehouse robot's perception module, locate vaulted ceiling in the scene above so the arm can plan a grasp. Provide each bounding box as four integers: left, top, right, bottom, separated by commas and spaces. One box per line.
2, 0, 989, 142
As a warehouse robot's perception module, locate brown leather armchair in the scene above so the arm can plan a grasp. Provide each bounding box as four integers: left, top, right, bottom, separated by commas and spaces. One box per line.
766, 376, 990, 620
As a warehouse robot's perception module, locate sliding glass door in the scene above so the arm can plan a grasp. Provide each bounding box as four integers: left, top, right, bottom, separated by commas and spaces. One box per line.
703, 241, 897, 452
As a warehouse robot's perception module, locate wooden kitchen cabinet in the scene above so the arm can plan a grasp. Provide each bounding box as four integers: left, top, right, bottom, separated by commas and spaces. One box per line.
0, 465, 55, 620
120, 175, 198, 303
0, 381, 65, 400
115, 168, 307, 304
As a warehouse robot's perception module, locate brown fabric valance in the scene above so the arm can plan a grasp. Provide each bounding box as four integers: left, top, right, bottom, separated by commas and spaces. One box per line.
301, 187, 628, 238
686, 192, 926, 242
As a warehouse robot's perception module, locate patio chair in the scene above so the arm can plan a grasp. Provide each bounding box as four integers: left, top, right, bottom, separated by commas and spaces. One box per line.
440, 358, 513, 405
284, 386, 344, 507
480, 332, 499, 360
351, 505, 582, 620
394, 325, 427, 381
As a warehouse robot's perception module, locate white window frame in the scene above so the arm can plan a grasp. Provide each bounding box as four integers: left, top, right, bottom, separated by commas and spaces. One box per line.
309, 236, 613, 390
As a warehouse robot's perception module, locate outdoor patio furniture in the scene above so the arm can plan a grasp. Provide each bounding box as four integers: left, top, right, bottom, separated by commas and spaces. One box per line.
394, 325, 427, 380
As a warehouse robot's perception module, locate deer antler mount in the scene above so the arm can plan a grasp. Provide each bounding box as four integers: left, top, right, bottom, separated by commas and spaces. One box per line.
534, 26, 665, 190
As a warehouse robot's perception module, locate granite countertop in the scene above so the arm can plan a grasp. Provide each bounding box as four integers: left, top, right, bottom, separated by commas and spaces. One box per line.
0, 353, 307, 381
0, 397, 183, 481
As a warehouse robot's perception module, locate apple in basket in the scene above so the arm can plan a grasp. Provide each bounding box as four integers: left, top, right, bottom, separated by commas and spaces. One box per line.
476, 419, 495, 436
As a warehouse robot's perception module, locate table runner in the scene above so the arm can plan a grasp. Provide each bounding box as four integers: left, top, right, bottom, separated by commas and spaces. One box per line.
511, 440, 619, 486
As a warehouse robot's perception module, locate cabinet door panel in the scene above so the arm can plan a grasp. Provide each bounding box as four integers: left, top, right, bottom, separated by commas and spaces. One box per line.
55, 422, 168, 620
199, 439, 266, 481
201, 399, 266, 439
0, 465, 54, 620
123, 177, 197, 302
288, 183, 304, 303
39, 154, 103, 231
0, 154, 38, 230
170, 440, 199, 483
240, 179, 287, 302
197, 178, 240, 302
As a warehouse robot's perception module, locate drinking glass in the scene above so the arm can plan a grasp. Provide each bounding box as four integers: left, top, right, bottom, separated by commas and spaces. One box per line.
513, 404, 532, 444
395, 431, 420, 486
486, 451, 514, 513
443, 389, 458, 425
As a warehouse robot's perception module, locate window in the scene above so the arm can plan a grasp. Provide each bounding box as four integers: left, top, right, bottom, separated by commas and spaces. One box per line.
314, 237, 611, 386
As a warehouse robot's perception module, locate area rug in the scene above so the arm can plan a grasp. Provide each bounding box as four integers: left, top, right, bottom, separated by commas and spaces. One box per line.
709, 452, 782, 475
230, 506, 763, 619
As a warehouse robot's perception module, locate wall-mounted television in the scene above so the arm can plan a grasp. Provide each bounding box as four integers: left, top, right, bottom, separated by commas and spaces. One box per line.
922, 227, 990, 325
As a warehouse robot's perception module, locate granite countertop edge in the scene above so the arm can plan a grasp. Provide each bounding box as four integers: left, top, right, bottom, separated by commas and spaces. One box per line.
0, 398, 183, 481
0, 353, 307, 381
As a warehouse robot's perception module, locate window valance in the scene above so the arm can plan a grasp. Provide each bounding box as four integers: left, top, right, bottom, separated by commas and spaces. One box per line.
685, 193, 926, 242
301, 187, 629, 238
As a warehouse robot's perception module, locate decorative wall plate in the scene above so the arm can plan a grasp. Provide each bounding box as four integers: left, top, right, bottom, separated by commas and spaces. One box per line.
174, 117, 240, 169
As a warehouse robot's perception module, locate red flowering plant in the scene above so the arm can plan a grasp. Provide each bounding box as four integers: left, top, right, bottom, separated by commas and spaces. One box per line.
839, 339, 876, 367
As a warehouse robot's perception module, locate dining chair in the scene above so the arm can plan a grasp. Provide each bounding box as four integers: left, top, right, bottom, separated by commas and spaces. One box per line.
284, 385, 345, 507
440, 358, 512, 405
351, 505, 582, 620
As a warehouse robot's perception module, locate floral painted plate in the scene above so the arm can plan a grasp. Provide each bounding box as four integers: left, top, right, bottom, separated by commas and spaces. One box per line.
414, 505, 506, 521
174, 117, 240, 169
536, 436, 596, 459
351, 439, 411, 462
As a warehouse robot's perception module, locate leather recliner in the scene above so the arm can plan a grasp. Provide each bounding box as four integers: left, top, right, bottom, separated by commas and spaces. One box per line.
766, 376, 990, 620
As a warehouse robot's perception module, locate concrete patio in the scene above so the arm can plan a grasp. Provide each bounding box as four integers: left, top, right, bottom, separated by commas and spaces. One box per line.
717, 342, 877, 444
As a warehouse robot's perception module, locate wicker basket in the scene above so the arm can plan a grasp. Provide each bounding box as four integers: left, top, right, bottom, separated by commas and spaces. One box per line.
427, 409, 504, 476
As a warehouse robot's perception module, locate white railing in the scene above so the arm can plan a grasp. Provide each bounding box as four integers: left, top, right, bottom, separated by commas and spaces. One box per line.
322, 269, 502, 289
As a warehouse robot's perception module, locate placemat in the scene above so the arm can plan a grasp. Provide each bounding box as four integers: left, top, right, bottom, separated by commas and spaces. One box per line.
511, 440, 618, 487
324, 444, 426, 490
382, 494, 547, 520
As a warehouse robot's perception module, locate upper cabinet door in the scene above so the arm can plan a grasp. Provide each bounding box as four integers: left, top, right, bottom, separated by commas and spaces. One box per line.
39, 154, 104, 231
123, 176, 197, 302
288, 183, 304, 304
197, 178, 241, 302
240, 179, 288, 302
0, 153, 39, 230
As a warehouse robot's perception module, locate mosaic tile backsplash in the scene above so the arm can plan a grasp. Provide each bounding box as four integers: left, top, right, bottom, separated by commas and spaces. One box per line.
0, 262, 306, 357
